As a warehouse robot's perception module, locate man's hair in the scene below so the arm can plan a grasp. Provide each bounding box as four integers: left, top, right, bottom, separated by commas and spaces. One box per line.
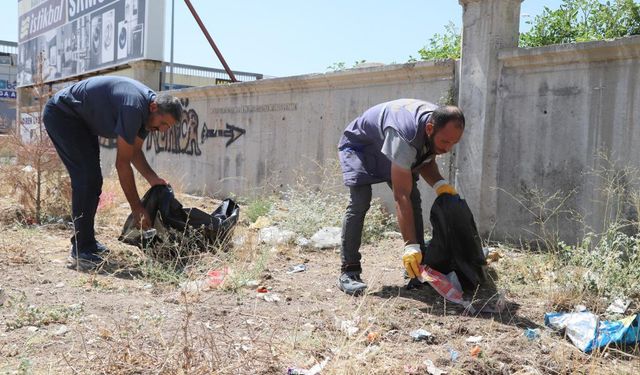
155, 94, 183, 123
430, 105, 465, 130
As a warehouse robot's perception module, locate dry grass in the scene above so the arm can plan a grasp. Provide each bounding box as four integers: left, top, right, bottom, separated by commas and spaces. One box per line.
1, 158, 640, 374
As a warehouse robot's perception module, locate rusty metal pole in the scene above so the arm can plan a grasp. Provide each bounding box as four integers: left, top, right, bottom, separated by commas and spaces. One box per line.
183, 0, 238, 82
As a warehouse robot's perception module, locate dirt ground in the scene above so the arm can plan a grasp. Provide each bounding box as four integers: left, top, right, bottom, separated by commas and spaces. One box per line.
1, 193, 639, 375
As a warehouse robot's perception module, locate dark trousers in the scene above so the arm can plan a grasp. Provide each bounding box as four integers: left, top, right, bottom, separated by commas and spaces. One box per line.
43, 101, 103, 254
341, 180, 424, 273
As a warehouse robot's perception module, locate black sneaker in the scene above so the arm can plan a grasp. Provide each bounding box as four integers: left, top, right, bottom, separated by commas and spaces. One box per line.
338, 272, 367, 296
67, 252, 103, 271
95, 241, 110, 255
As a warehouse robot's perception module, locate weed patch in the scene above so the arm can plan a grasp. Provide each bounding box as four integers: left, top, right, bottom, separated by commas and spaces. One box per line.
5, 303, 83, 330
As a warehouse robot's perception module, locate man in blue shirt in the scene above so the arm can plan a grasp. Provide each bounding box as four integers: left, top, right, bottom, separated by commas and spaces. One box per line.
43, 76, 182, 270
337, 99, 465, 295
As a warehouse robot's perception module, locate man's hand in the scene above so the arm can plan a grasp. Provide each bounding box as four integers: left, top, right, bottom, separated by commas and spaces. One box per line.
433, 180, 458, 196
402, 244, 423, 280
132, 206, 153, 230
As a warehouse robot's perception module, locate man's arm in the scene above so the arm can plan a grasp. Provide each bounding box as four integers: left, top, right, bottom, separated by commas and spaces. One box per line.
418, 159, 444, 187
116, 136, 152, 229
391, 163, 418, 245
393, 163, 424, 281
131, 136, 166, 186
418, 159, 457, 196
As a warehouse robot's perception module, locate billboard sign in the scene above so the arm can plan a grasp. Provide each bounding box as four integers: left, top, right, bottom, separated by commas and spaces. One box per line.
18, 0, 165, 87
0, 90, 17, 99
0, 100, 16, 134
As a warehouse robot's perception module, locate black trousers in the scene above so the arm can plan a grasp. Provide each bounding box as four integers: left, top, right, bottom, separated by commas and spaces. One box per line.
340, 179, 425, 273
43, 101, 103, 254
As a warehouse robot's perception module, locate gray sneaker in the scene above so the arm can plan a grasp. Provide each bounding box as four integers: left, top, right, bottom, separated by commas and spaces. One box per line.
67, 252, 103, 271
338, 272, 367, 296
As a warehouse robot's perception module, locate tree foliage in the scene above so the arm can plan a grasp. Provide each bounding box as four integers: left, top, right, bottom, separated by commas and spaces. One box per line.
416, 21, 461, 60
520, 0, 640, 47
415, 0, 640, 60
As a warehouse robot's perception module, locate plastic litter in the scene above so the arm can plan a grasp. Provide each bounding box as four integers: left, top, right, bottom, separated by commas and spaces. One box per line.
356, 344, 380, 360
54, 325, 69, 336
409, 329, 433, 342
205, 267, 229, 288
574, 304, 587, 312
287, 357, 329, 375
403, 365, 422, 374
470, 345, 482, 358
545, 311, 640, 352
366, 331, 380, 343
419, 266, 475, 313
448, 347, 460, 362
310, 227, 341, 249
287, 264, 307, 274
524, 328, 540, 340
424, 359, 447, 375
295, 237, 311, 248
179, 279, 210, 293
249, 216, 271, 229
258, 226, 296, 245
339, 320, 359, 336
466, 335, 483, 343
606, 298, 631, 315
256, 286, 268, 293
258, 292, 281, 302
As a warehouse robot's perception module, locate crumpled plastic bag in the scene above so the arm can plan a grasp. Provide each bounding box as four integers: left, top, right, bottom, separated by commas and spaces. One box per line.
119, 185, 239, 251
545, 311, 640, 352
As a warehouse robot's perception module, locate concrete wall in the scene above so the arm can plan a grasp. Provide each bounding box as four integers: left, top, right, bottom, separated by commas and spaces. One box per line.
492, 36, 640, 242
102, 61, 457, 215
44, 0, 640, 243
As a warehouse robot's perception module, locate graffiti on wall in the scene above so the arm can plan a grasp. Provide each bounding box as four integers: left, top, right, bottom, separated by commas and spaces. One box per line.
201, 122, 245, 147
146, 98, 202, 155
146, 98, 248, 155
97, 98, 254, 154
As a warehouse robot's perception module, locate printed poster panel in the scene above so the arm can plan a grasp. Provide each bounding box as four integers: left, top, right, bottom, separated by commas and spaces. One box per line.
0, 100, 16, 134
18, 0, 155, 87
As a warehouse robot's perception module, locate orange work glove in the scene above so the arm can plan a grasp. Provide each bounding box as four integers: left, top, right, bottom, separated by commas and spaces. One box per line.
402, 244, 423, 280
433, 180, 458, 196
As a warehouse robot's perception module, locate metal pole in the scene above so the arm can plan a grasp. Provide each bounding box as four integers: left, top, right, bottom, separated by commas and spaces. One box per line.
169, 0, 175, 90
183, 0, 238, 82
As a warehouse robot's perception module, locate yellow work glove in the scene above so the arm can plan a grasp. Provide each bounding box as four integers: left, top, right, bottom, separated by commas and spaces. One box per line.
433, 180, 458, 196
402, 244, 423, 280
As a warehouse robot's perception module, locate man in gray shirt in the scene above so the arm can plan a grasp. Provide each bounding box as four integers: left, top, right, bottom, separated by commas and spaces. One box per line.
337, 99, 465, 295
43, 76, 182, 270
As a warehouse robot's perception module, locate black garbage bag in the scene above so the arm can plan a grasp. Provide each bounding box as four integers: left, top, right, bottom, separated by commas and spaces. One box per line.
118, 185, 239, 252
422, 194, 487, 292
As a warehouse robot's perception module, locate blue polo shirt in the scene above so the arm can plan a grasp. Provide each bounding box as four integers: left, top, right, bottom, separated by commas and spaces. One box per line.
51, 76, 156, 145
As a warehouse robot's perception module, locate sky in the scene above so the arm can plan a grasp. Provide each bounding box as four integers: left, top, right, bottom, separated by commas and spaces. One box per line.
2, 0, 565, 77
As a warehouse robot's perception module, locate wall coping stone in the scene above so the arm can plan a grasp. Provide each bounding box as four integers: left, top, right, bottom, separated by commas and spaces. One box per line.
499, 35, 640, 68
166, 60, 456, 98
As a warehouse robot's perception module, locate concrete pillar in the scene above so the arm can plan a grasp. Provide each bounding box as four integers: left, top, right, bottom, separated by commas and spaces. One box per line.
129, 60, 163, 91
456, 0, 522, 236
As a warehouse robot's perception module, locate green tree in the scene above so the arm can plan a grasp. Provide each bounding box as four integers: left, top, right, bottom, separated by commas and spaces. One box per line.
415, 0, 640, 60
417, 21, 461, 60
520, 0, 640, 47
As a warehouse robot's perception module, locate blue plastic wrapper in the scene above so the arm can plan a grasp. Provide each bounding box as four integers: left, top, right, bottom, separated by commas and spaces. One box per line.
544, 311, 640, 352
524, 328, 540, 340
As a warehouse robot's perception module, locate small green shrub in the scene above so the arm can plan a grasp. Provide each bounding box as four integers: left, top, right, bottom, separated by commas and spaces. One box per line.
556, 228, 640, 299
6, 303, 83, 330
245, 197, 273, 223
275, 187, 394, 243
